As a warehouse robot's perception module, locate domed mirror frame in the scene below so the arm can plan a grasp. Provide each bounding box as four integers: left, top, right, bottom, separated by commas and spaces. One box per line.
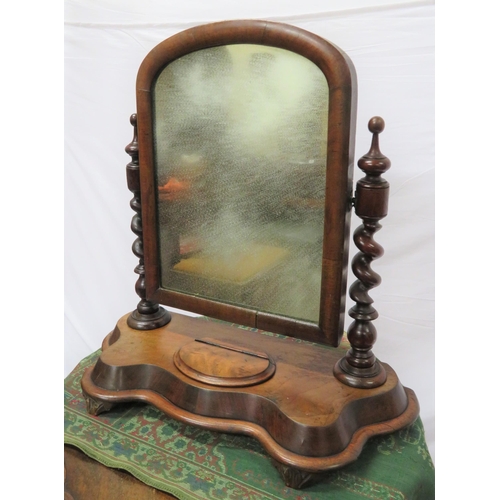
135, 20, 357, 347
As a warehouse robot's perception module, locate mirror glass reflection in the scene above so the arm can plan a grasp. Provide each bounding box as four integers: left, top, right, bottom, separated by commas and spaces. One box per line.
153, 44, 328, 323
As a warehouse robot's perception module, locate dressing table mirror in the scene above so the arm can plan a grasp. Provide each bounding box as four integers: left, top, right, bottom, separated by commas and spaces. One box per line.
81, 20, 419, 489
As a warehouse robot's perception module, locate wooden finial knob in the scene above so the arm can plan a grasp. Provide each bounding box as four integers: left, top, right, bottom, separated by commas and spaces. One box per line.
368, 116, 384, 134
126, 113, 139, 159
358, 116, 390, 175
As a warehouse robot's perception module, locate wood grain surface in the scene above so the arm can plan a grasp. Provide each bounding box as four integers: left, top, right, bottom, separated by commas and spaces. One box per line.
82, 312, 419, 473
173, 338, 276, 386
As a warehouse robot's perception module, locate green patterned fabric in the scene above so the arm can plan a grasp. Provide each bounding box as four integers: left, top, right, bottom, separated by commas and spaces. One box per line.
65, 350, 434, 500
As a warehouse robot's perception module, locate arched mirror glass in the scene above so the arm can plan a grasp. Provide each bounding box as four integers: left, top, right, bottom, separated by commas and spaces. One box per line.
152, 45, 329, 323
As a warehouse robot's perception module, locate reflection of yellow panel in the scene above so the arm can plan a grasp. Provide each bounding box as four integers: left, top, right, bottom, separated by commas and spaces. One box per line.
173, 244, 289, 284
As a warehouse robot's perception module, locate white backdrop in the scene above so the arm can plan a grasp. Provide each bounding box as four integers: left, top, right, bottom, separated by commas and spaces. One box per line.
65, 0, 435, 460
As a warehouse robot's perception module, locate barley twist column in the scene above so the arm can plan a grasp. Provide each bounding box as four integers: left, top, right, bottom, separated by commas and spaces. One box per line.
334, 116, 390, 388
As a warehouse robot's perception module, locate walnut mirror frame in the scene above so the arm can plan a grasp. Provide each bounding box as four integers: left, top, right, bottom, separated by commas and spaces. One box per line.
135, 21, 356, 347
81, 20, 420, 490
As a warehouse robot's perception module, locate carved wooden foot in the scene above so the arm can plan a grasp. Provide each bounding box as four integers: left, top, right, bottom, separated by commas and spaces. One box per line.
82, 391, 115, 416
271, 460, 324, 489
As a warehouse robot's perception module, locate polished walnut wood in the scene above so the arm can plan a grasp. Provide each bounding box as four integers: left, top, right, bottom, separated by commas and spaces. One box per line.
173, 337, 276, 387
82, 311, 419, 487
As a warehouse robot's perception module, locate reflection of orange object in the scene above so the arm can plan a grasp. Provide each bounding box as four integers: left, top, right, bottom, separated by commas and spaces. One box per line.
158, 177, 191, 201
179, 236, 199, 255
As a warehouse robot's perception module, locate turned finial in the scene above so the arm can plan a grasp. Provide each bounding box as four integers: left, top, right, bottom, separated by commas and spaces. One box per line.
125, 114, 138, 159
358, 116, 391, 179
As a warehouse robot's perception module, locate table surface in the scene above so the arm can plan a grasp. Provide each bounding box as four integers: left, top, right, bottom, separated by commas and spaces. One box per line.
65, 445, 178, 500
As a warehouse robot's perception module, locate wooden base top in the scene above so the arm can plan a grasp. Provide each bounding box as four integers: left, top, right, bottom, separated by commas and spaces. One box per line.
82, 312, 419, 473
